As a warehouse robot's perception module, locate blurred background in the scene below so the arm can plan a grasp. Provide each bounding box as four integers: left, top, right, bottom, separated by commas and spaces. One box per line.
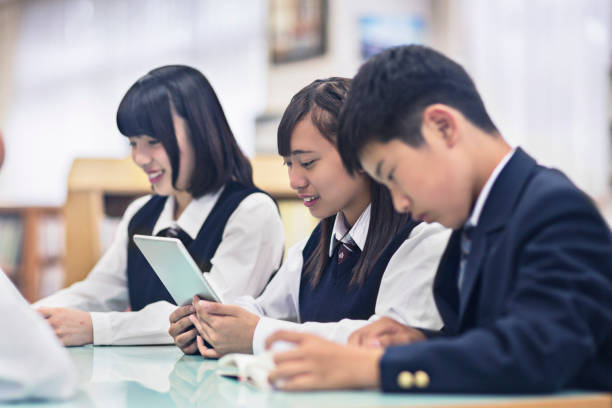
0, 0, 610, 300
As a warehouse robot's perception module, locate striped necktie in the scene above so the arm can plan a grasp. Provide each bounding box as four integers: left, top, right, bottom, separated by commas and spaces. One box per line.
457, 224, 475, 291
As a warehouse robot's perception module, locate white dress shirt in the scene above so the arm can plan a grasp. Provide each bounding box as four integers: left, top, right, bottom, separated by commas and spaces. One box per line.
0, 269, 77, 401
234, 205, 451, 354
35, 189, 285, 346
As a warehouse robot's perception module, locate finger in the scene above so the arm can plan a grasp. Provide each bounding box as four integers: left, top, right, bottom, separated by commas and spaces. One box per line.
189, 314, 213, 341
347, 329, 365, 346
265, 330, 310, 350
281, 373, 323, 391
169, 305, 195, 323
175, 328, 197, 348
268, 361, 311, 385
196, 335, 219, 359
196, 301, 238, 317
181, 342, 198, 355
37, 308, 54, 318
169, 315, 195, 337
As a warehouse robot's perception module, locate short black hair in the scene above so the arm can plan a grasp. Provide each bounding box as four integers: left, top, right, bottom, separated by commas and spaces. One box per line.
338, 44, 498, 173
117, 65, 253, 197
277, 77, 413, 287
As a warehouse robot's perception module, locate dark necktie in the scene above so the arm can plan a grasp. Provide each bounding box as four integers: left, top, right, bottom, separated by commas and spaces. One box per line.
457, 224, 475, 291
337, 238, 360, 264
156, 226, 193, 248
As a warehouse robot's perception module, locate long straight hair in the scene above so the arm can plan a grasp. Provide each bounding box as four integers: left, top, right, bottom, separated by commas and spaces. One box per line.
116, 65, 254, 197
278, 77, 413, 287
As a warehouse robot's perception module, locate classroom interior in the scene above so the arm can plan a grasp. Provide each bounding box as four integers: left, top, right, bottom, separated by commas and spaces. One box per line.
0, 0, 611, 304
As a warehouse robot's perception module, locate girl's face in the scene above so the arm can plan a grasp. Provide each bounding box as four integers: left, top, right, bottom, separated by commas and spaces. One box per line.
129, 112, 195, 197
284, 116, 370, 226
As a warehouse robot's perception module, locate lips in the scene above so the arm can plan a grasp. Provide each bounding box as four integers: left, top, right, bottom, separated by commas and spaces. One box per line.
147, 170, 164, 184
299, 194, 320, 208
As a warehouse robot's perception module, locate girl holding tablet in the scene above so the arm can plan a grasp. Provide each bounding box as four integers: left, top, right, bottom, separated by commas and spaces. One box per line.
171, 77, 449, 357
35, 65, 284, 347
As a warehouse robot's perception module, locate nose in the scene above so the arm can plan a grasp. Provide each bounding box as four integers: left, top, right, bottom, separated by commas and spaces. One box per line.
288, 165, 308, 191
390, 188, 411, 214
131, 143, 152, 168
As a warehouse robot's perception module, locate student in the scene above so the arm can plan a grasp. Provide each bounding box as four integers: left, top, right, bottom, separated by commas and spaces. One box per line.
266, 45, 612, 393
35, 65, 284, 347
169, 77, 450, 357
0, 130, 76, 401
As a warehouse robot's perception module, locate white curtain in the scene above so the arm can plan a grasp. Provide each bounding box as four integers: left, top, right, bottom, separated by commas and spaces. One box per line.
444, 0, 610, 200
0, 0, 267, 206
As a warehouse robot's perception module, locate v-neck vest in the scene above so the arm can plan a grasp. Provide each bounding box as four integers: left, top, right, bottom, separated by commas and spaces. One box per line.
298, 219, 420, 322
126, 181, 267, 311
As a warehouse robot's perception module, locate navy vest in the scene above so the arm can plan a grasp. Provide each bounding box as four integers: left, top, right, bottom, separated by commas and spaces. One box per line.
298, 219, 420, 322
126, 181, 266, 311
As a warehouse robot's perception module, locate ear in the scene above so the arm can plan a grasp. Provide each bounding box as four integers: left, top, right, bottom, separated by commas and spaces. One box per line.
422, 104, 459, 148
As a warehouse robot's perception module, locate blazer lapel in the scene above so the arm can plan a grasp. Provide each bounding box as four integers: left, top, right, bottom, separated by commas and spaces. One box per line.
457, 148, 538, 323
433, 229, 462, 333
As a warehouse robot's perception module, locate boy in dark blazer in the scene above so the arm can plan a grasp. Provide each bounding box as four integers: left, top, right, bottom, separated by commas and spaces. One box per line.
265, 45, 612, 393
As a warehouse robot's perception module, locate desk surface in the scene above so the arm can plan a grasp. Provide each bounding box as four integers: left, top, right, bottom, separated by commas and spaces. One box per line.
4, 346, 610, 408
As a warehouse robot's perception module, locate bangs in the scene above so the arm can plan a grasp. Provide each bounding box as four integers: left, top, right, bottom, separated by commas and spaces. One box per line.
116, 75, 175, 142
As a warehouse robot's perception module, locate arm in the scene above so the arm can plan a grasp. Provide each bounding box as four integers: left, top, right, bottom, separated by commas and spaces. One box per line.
380, 188, 612, 393
206, 192, 285, 302
35, 196, 177, 345
188, 239, 308, 356
251, 222, 449, 354
0, 272, 77, 401
34, 195, 152, 312
168, 193, 286, 352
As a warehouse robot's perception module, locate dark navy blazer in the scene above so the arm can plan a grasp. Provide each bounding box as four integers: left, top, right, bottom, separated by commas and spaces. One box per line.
380, 148, 612, 393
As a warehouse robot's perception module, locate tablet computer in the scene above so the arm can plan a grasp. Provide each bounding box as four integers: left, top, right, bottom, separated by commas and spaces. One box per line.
133, 234, 223, 305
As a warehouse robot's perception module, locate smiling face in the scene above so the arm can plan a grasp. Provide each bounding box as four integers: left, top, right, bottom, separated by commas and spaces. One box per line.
129, 112, 195, 197
359, 124, 474, 230
284, 116, 371, 226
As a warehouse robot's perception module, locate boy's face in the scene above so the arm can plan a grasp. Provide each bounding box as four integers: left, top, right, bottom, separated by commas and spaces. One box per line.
359, 126, 473, 229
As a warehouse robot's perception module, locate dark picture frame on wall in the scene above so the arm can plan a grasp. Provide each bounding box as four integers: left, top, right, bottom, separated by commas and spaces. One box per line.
269, 0, 327, 64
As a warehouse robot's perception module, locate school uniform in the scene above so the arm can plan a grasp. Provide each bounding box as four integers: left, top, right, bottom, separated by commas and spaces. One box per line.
235, 205, 451, 354
380, 148, 612, 393
0, 269, 77, 401
35, 182, 284, 345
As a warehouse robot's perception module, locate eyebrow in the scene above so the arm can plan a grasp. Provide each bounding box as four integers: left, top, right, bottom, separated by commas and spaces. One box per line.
290, 150, 315, 156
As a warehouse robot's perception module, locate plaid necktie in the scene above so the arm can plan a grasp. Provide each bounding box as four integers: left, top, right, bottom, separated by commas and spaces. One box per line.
337, 238, 360, 264
457, 224, 475, 291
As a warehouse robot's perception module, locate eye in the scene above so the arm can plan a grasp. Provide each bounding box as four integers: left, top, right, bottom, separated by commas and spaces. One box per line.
129, 140, 137, 148
148, 139, 161, 146
283, 159, 292, 168
387, 168, 396, 182
301, 159, 316, 168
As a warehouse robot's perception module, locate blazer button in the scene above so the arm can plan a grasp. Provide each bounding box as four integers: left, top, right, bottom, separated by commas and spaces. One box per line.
415, 370, 430, 388
397, 371, 414, 389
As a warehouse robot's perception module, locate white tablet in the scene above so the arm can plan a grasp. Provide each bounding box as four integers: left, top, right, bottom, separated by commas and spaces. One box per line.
133, 234, 223, 305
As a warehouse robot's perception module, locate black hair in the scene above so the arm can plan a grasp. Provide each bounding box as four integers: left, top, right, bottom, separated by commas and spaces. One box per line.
338, 44, 499, 173
116, 65, 253, 197
278, 77, 413, 287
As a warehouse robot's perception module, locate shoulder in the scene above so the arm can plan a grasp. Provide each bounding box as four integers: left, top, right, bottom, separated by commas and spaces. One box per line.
229, 192, 280, 223
121, 194, 154, 222
520, 167, 602, 222
402, 222, 452, 252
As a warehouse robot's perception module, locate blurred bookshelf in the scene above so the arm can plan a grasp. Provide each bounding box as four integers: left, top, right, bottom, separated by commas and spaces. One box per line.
0, 206, 64, 302
63, 155, 316, 288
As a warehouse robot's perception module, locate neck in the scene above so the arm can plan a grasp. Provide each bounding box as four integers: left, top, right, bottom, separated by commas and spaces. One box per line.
173, 191, 193, 219
342, 181, 371, 228
469, 131, 512, 203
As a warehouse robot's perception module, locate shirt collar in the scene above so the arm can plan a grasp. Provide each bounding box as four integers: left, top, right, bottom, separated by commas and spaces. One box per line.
328, 204, 371, 257
467, 148, 515, 228
152, 186, 225, 239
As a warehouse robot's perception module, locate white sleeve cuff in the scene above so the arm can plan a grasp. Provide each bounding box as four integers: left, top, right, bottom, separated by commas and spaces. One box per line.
90, 311, 113, 345
252, 316, 301, 355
